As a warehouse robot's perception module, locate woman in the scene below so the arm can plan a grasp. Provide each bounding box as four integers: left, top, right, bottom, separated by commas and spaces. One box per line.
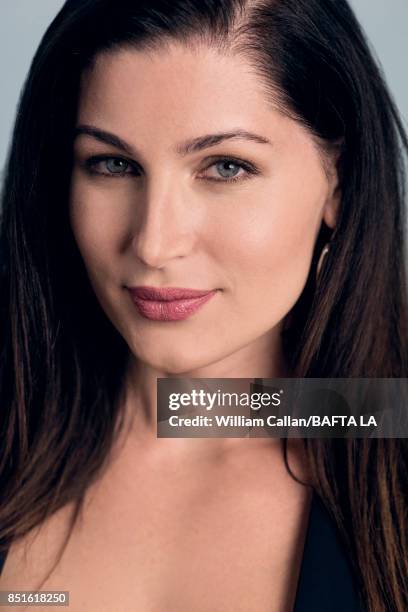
0, 0, 407, 610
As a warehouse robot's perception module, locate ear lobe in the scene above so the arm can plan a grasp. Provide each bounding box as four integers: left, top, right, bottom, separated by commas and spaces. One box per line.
322, 142, 343, 230
323, 185, 341, 229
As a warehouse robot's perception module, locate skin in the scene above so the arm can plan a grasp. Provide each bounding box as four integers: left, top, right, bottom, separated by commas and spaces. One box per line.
1, 42, 341, 611
69, 42, 340, 452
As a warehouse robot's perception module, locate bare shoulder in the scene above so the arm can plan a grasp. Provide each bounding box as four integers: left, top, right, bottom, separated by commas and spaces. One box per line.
0, 436, 313, 612
0, 500, 77, 592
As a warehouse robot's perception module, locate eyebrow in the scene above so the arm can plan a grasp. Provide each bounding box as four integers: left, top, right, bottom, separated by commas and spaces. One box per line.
74, 124, 272, 157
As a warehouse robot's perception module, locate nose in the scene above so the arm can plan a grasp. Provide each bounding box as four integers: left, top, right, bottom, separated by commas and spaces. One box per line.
131, 177, 197, 269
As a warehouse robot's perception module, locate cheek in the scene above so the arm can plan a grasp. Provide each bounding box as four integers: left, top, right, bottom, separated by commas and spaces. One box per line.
219, 176, 325, 318
68, 179, 128, 282
68, 181, 132, 333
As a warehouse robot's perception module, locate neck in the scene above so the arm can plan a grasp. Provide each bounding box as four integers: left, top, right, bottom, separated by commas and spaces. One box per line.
118, 323, 290, 458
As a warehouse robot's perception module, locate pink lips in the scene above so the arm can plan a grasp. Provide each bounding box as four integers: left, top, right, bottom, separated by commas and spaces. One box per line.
127, 286, 218, 321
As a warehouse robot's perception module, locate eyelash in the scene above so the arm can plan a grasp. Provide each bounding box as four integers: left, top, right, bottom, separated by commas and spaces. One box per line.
82, 154, 260, 184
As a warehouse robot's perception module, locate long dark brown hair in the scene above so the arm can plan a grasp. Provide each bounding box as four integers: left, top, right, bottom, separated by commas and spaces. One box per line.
1, 1, 407, 609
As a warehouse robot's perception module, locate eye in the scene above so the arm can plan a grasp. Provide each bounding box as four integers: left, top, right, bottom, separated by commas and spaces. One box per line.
81, 154, 260, 183
83, 155, 138, 177
199, 157, 260, 183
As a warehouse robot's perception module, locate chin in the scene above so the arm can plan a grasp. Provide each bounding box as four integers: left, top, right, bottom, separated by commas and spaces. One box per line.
130, 345, 216, 375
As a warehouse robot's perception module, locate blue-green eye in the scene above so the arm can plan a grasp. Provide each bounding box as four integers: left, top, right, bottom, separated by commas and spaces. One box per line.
105, 158, 131, 173
201, 157, 260, 183
214, 160, 241, 179
84, 155, 137, 177
82, 154, 260, 184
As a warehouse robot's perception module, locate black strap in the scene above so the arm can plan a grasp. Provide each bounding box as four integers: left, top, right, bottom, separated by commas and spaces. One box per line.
293, 493, 365, 611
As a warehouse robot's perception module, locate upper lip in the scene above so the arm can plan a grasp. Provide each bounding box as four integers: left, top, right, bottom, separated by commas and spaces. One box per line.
127, 286, 216, 301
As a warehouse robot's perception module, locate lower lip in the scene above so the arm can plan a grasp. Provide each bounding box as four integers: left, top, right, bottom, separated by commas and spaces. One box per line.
128, 290, 218, 321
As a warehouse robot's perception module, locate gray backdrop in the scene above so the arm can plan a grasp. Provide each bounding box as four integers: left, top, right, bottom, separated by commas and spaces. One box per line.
1, 0, 407, 176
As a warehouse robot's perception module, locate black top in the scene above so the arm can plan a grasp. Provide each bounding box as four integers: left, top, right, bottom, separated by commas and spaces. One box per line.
0, 492, 365, 610
293, 492, 365, 611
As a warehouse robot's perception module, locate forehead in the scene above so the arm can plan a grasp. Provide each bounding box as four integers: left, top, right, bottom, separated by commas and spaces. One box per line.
77, 42, 280, 137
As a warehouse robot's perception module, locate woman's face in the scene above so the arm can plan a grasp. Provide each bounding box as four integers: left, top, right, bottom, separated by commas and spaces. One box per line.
70, 42, 339, 375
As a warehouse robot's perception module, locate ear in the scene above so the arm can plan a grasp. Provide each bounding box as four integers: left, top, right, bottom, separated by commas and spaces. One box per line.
322, 181, 341, 229
322, 145, 342, 230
